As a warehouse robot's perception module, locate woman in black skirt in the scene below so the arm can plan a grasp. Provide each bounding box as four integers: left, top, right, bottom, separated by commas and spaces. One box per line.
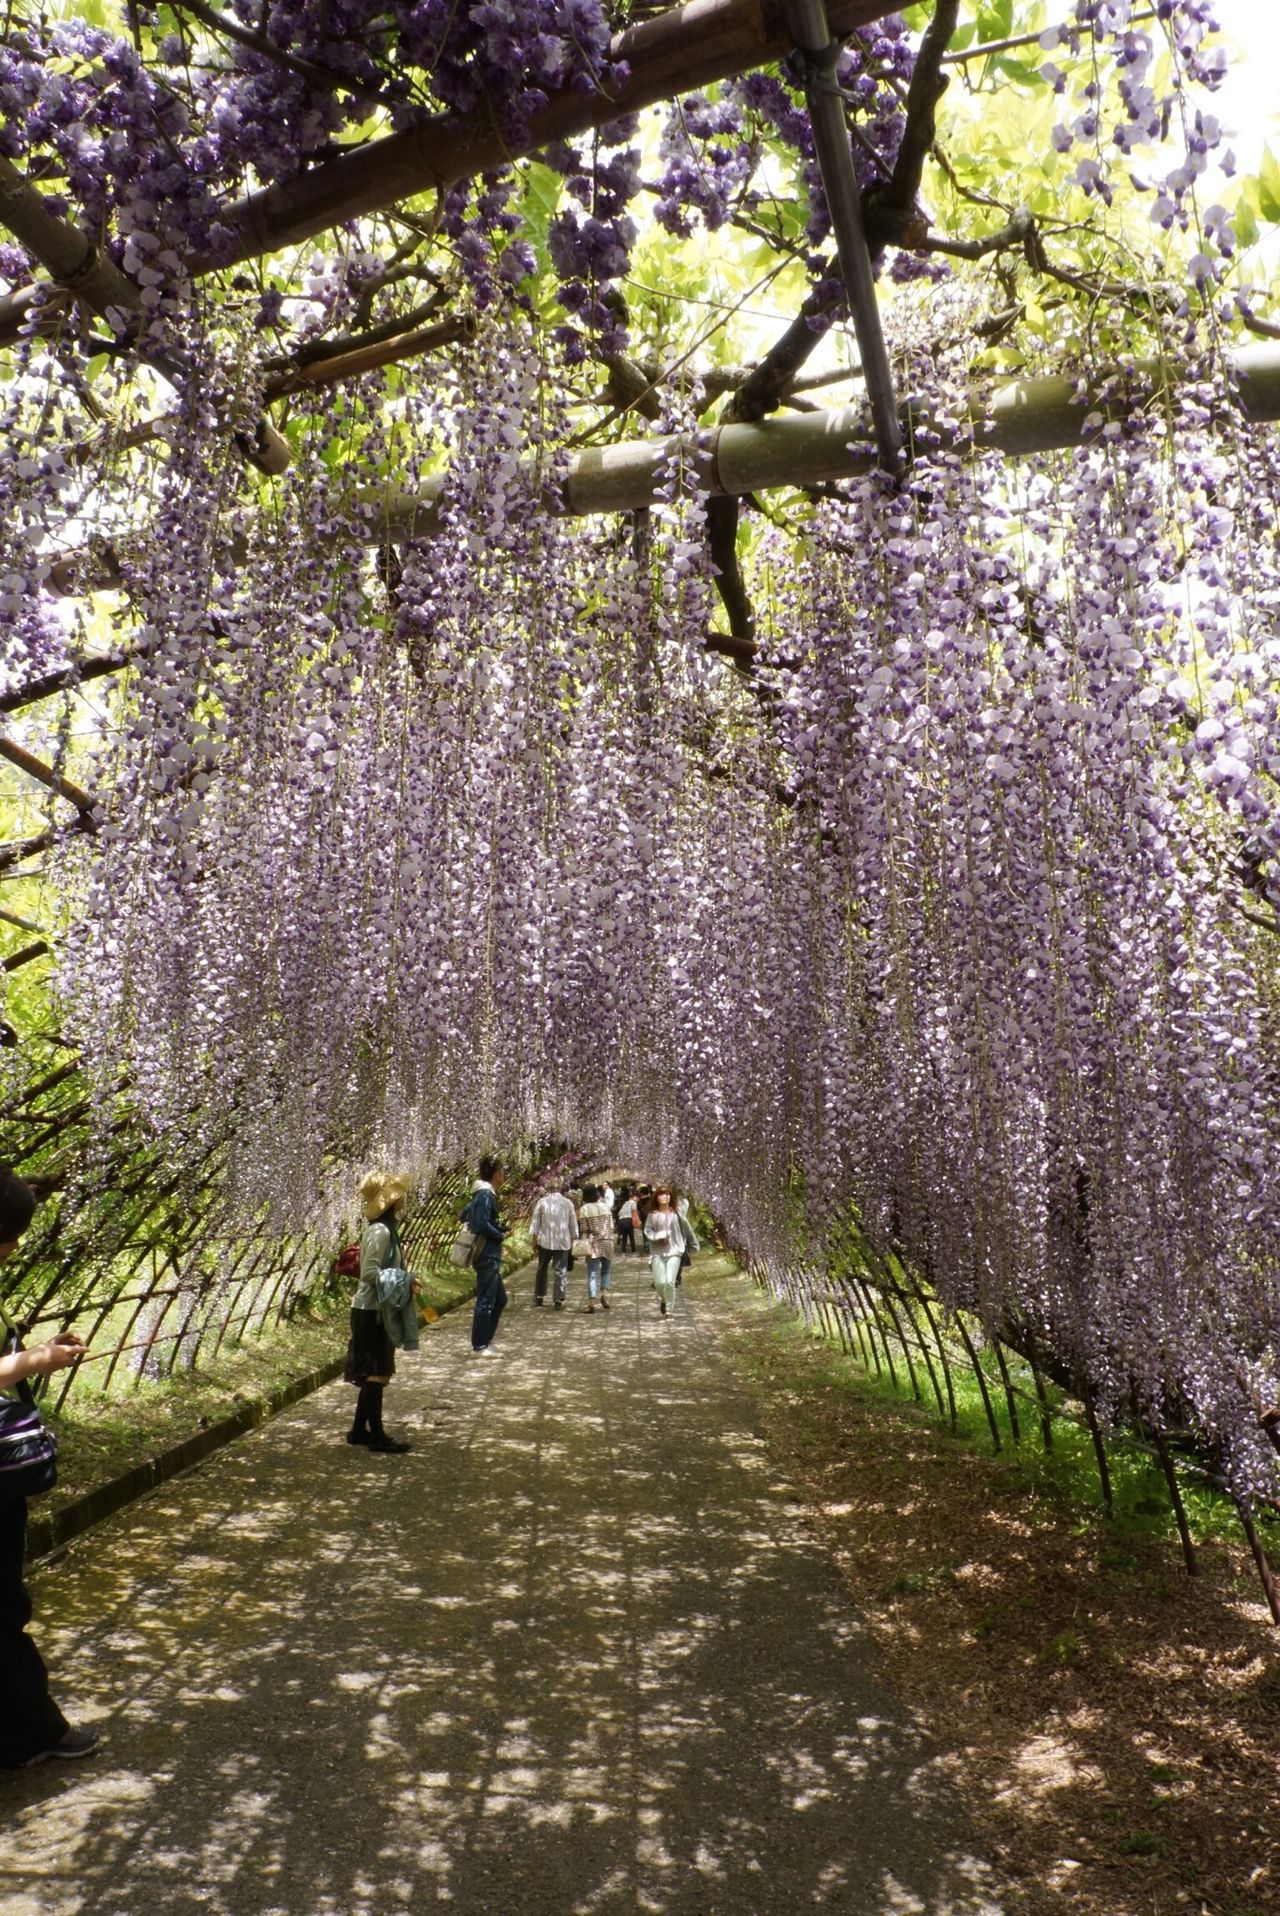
344, 1171, 412, 1453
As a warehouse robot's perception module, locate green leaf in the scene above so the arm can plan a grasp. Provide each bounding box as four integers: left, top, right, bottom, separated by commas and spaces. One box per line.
993, 54, 1045, 86
977, 0, 1015, 43
1255, 144, 1280, 224
1234, 186, 1260, 252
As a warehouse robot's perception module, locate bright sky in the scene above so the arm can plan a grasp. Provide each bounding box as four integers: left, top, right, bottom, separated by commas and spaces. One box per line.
1211, 0, 1280, 176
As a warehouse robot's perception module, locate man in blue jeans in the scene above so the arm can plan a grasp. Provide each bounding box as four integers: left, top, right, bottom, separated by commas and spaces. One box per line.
465, 1156, 509, 1356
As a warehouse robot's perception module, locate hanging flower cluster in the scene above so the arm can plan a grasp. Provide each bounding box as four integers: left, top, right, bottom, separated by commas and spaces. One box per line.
31, 280, 1280, 1501
5, 0, 1280, 1504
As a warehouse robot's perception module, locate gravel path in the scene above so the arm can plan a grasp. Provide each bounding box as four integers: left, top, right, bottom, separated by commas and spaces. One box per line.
1, 1255, 1008, 1915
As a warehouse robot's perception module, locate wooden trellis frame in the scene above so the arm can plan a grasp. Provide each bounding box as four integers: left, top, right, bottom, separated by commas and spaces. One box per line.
753, 1214, 1280, 1625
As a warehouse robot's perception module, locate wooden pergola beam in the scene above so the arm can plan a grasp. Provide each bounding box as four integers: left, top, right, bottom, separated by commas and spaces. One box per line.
0, 156, 143, 340
0, 650, 142, 716
196, 0, 907, 273
262, 311, 473, 401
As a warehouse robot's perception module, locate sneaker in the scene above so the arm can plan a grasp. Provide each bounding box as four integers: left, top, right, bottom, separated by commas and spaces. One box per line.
600, 1295, 610, 1310
346, 1429, 371, 1446
368, 1436, 411, 1453
25, 1725, 100, 1766
472, 1345, 494, 1357
533, 1296, 545, 1306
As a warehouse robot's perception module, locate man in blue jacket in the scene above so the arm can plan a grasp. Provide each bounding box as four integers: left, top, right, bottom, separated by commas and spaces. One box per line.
465, 1156, 509, 1355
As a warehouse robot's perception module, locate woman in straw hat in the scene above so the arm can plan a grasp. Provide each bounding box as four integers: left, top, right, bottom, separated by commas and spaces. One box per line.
344, 1170, 412, 1452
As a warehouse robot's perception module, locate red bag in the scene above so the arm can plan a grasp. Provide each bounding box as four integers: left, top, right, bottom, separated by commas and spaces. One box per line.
335, 1243, 361, 1279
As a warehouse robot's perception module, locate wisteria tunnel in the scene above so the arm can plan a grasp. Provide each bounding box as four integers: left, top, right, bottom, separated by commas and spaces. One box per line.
2, 0, 1280, 1909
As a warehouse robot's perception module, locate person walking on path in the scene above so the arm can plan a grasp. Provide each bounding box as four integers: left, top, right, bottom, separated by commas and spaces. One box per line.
528, 1182, 577, 1309
676, 1193, 700, 1287
0, 1168, 100, 1769
645, 1186, 694, 1317
577, 1185, 614, 1314
345, 1171, 414, 1452
614, 1186, 638, 1255
465, 1156, 510, 1355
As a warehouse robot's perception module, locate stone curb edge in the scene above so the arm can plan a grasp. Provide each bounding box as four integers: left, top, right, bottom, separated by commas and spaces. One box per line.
27, 1287, 477, 1564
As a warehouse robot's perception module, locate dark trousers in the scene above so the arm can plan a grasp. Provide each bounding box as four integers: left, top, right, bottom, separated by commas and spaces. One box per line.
617, 1222, 635, 1253
533, 1247, 569, 1305
0, 1497, 68, 1767
472, 1260, 508, 1350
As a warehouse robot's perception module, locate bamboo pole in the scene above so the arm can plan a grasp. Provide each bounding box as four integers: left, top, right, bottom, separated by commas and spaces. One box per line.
953, 1311, 1002, 1452
262, 312, 474, 400
785, 0, 903, 470
371, 345, 1280, 535
1236, 1499, 1280, 1626
1083, 1384, 1115, 1517
0, 650, 142, 716
197, 0, 906, 273
991, 1337, 1022, 1442
915, 1285, 958, 1430
0, 736, 97, 815
44, 346, 1280, 610
876, 1282, 921, 1400
1150, 1422, 1198, 1576
1030, 1357, 1054, 1452
0, 156, 148, 345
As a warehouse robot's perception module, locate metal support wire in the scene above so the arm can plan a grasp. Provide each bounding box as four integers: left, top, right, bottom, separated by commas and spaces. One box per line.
785, 0, 904, 473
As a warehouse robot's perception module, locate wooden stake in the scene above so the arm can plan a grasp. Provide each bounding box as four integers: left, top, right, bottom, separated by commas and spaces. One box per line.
1151, 1422, 1198, 1576
915, 1286, 958, 1431
1083, 1384, 1115, 1517
1236, 1499, 1280, 1626
992, 1337, 1021, 1442
953, 1311, 1001, 1452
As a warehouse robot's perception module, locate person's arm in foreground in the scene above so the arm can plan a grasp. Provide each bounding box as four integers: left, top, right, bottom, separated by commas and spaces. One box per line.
0, 1330, 85, 1389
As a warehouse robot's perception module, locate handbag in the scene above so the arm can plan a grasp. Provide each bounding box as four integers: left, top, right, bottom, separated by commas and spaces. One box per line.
449, 1223, 478, 1269
0, 1379, 58, 1504
571, 1236, 593, 1260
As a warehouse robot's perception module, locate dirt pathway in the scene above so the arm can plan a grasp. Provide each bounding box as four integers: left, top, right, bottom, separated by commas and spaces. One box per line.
1, 1255, 1008, 1915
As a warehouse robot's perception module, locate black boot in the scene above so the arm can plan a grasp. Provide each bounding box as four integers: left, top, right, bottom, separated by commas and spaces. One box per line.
347, 1383, 372, 1445
364, 1383, 411, 1453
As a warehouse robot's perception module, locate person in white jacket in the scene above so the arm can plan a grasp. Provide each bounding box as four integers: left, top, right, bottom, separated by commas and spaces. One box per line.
644, 1185, 693, 1317
529, 1184, 579, 1309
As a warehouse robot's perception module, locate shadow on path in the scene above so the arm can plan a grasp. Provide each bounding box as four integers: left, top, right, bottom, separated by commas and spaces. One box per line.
1, 1256, 1007, 1915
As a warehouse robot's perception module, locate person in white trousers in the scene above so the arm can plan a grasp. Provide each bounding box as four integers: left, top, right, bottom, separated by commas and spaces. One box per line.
644, 1186, 691, 1318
